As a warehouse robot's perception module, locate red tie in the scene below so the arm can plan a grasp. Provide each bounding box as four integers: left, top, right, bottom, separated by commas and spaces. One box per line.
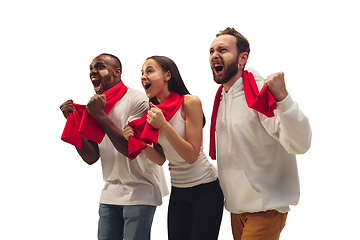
61, 81, 127, 149
209, 71, 277, 160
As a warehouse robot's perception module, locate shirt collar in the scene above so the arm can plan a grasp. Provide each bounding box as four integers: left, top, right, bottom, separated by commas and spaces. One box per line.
222, 77, 244, 96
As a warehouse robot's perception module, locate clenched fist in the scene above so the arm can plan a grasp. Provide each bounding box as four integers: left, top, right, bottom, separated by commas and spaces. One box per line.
147, 103, 167, 130
60, 100, 74, 119
86, 94, 107, 119
264, 72, 288, 102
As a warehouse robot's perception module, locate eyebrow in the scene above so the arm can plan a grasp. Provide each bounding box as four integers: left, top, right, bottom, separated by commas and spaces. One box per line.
209, 44, 228, 52
90, 61, 105, 69
142, 65, 154, 73
217, 44, 228, 49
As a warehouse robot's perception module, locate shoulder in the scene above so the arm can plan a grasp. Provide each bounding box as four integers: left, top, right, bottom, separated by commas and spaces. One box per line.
247, 67, 265, 90
125, 88, 147, 100
122, 88, 149, 114
247, 67, 264, 82
182, 95, 203, 120
183, 95, 202, 109
123, 88, 148, 104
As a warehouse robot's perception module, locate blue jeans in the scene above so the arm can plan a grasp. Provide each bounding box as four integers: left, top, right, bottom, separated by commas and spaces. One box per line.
98, 204, 156, 240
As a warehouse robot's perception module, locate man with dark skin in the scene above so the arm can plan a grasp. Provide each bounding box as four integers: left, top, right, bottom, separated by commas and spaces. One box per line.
61, 54, 127, 162
60, 54, 167, 240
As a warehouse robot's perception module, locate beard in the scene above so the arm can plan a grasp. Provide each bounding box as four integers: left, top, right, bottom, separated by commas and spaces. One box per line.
212, 59, 239, 85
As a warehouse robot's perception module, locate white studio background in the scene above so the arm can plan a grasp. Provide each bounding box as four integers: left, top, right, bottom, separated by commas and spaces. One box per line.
1, 0, 359, 239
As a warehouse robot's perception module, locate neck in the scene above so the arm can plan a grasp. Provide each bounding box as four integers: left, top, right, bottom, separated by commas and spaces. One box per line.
156, 89, 171, 104
223, 70, 243, 92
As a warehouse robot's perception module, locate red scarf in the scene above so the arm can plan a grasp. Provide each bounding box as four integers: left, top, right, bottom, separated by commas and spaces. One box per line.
127, 92, 184, 160
209, 70, 277, 160
61, 81, 127, 149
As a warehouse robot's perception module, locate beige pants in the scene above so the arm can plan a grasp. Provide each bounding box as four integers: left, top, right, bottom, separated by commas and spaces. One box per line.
231, 210, 288, 240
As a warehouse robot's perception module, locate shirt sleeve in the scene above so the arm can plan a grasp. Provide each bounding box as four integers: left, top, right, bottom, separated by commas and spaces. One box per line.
127, 89, 150, 123
259, 94, 312, 154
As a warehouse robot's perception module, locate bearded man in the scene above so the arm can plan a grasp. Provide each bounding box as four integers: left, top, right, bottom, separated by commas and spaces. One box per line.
209, 27, 312, 240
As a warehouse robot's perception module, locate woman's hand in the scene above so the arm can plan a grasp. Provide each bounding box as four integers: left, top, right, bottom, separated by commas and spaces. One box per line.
147, 103, 168, 130
123, 124, 134, 141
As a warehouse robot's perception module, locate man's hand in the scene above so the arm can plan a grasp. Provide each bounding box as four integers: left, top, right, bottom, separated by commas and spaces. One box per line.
264, 72, 288, 102
86, 94, 107, 120
60, 100, 74, 119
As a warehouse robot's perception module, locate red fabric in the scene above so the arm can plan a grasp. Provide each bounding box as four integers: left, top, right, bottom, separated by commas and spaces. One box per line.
61, 81, 127, 149
209, 71, 277, 160
61, 103, 86, 149
127, 92, 185, 160
209, 86, 223, 160
242, 71, 277, 118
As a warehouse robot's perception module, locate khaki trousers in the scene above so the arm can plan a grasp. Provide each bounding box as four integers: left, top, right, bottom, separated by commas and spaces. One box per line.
231, 210, 288, 240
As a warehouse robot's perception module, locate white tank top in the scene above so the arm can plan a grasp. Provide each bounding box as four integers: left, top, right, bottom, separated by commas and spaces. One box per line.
158, 101, 218, 188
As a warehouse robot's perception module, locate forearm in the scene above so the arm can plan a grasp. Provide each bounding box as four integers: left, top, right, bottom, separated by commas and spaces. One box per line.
95, 113, 129, 157
277, 98, 312, 154
263, 95, 312, 154
76, 137, 100, 165
142, 144, 166, 166
146, 96, 202, 164
159, 122, 199, 164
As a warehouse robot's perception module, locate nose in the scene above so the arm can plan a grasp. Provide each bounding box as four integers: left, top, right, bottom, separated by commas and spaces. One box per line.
90, 68, 98, 77
141, 71, 147, 81
210, 52, 220, 63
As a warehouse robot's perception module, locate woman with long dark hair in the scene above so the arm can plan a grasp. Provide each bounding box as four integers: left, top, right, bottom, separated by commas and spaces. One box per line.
124, 56, 224, 240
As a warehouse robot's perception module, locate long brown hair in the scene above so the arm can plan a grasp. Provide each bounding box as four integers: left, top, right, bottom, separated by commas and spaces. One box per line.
146, 55, 205, 126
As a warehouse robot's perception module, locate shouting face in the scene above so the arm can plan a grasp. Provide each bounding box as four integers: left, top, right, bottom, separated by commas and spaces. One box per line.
209, 34, 242, 87
89, 55, 120, 94
141, 58, 171, 103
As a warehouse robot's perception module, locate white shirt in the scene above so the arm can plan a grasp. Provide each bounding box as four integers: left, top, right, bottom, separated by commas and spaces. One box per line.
216, 68, 312, 214
158, 101, 218, 188
99, 88, 168, 206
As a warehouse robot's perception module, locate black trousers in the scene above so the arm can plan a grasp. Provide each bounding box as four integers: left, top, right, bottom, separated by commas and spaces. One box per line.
168, 179, 224, 240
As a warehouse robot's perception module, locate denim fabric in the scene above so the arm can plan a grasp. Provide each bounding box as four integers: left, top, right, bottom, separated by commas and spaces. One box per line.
98, 204, 156, 240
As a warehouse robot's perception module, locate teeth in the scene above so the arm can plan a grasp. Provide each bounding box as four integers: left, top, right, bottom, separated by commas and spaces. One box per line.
215, 64, 222, 67
143, 82, 151, 90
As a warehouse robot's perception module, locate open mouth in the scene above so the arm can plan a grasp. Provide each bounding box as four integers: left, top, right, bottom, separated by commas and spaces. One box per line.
143, 82, 151, 91
214, 63, 224, 75
91, 75, 102, 93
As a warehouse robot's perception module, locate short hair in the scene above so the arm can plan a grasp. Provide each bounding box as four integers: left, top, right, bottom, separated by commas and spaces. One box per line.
216, 27, 250, 55
100, 53, 122, 71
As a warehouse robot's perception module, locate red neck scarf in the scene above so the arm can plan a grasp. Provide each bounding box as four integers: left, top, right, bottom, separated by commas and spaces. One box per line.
127, 92, 184, 160
61, 81, 127, 149
209, 70, 277, 160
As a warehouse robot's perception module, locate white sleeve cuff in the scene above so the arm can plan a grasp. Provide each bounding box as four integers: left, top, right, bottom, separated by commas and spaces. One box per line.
276, 94, 295, 113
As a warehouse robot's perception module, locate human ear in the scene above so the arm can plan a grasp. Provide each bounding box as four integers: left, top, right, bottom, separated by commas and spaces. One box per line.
113, 68, 122, 77
165, 70, 171, 82
238, 52, 249, 66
